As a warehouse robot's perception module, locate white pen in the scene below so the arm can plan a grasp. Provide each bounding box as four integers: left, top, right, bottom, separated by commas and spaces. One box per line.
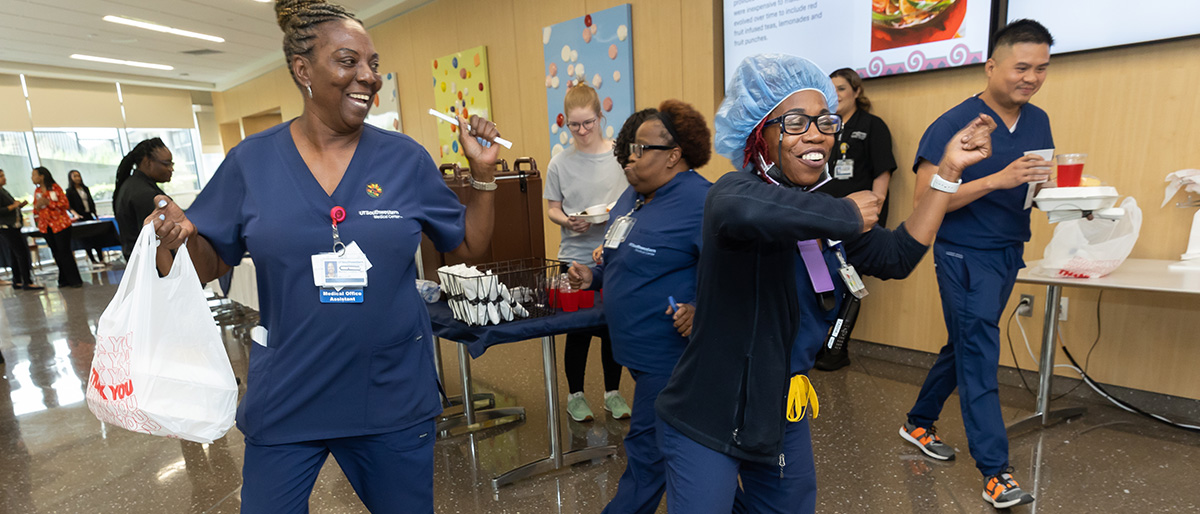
427, 109, 513, 149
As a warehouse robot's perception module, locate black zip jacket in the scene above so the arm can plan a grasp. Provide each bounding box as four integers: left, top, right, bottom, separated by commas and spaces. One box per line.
655, 170, 929, 464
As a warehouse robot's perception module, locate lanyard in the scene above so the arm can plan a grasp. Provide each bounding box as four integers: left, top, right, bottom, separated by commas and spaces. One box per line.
330, 206, 346, 255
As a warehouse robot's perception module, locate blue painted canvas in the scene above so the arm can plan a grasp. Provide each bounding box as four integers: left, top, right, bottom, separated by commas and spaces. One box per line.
542, 4, 634, 158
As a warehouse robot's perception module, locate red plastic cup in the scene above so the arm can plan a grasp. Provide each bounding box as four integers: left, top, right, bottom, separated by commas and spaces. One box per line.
580, 290, 595, 309
1055, 154, 1085, 188
560, 290, 580, 312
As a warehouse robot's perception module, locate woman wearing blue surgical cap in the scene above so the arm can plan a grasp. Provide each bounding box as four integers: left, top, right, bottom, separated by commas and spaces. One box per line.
653, 53, 998, 513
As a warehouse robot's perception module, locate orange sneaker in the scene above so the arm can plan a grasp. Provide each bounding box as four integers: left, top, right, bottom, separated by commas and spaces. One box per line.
899, 422, 956, 461
983, 468, 1034, 508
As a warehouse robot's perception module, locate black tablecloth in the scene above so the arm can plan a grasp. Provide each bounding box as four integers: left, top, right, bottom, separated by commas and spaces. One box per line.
20, 218, 121, 252
426, 300, 606, 358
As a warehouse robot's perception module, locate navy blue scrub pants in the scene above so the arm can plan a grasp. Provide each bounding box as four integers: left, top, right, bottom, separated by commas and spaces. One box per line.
906, 242, 1022, 476
240, 419, 435, 513
660, 417, 816, 514
602, 370, 671, 514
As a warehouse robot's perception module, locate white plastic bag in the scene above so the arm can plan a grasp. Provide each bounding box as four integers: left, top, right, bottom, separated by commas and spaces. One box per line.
86, 223, 238, 443
1032, 197, 1142, 278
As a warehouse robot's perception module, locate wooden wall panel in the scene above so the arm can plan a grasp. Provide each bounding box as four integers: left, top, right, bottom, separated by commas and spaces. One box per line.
211, 2, 1200, 399
854, 37, 1200, 400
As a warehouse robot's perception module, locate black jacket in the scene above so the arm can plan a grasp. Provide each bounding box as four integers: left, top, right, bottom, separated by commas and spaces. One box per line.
655, 170, 929, 464
66, 185, 97, 220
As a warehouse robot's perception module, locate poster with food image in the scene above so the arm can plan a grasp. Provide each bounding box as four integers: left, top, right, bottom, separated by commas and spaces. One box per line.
871, 0, 968, 51
432, 45, 492, 167
723, 0, 989, 81
542, 4, 635, 159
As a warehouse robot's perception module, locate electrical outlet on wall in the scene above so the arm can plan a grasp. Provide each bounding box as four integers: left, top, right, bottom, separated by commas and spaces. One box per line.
1059, 296, 1069, 321
1018, 294, 1034, 317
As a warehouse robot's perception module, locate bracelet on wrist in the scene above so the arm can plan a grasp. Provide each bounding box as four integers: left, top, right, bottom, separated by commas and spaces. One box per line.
469, 175, 497, 191
930, 173, 962, 194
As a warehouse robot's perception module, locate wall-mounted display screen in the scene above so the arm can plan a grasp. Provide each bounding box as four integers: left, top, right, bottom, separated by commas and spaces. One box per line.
723, 0, 993, 85
1006, 0, 1200, 54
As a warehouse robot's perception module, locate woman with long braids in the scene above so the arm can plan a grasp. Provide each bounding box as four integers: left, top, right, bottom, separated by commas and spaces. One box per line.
31, 166, 83, 288
112, 137, 172, 259
144, 0, 502, 511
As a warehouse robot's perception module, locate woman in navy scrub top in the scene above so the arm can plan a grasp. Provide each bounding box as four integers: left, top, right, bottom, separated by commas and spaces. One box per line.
652, 54, 998, 513
143, 1, 503, 512
569, 100, 713, 514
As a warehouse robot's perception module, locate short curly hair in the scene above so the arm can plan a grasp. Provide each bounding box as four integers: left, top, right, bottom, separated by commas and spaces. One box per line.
656, 99, 712, 169
613, 108, 658, 167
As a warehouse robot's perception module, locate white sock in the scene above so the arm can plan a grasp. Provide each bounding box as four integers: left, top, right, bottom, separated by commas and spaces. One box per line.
604, 390, 620, 399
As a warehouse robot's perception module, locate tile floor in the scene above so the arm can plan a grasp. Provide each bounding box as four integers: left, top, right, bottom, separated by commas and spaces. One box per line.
2, 261, 1200, 513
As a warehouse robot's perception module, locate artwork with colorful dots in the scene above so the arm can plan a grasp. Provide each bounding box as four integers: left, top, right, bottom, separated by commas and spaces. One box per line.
365, 72, 403, 133
431, 45, 492, 166
542, 4, 634, 159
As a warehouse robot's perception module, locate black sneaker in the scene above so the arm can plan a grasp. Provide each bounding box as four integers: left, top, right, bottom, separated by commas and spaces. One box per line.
813, 346, 850, 371
899, 422, 956, 461
983, 468, 1034, 508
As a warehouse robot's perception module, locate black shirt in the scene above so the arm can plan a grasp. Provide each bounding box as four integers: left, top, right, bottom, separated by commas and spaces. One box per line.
113, 171, 166, 258
0, 187, 18, 227
819, 110, 898, 226
654, 171, 929, 463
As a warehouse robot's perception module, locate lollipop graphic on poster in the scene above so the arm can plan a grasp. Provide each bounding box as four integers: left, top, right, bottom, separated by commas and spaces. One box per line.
542, 4, 634, 158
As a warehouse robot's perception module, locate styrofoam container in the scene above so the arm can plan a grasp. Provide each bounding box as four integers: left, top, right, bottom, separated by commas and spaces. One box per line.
572, 203, 612, 223
1034, 186, 1118, 212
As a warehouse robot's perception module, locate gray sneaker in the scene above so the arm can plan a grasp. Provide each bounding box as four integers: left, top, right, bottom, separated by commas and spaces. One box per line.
983, 468, 1034, 508
900, 422, 956, 461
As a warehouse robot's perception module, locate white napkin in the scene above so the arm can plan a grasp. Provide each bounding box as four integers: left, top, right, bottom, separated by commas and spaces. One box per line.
1162, 169, 1200, 208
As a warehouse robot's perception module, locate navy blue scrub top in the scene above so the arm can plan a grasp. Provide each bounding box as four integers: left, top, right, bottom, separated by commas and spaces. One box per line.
790, 242, 846, 375
914, 96, 1054, 250
186, 122, 466, 445
590, 170, 710, 375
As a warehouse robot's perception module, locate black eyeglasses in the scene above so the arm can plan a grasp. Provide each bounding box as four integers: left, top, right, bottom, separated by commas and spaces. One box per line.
567, 117, 598, 131
764, 112, 843, 135
628, 143, 676, 158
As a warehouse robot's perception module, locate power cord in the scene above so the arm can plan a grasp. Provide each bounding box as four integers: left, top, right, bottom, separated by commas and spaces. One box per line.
1009, 291, 1200, 433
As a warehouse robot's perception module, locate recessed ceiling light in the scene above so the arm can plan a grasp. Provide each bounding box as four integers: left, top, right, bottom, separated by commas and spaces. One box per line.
103, 15, 225, 43
253, 0, 272, 3
71, 54, 174, 71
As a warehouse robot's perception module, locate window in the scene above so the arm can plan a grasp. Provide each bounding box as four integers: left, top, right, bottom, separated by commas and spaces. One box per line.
33, 128, 122, 201
125, 128, 202, 195
0, 131, 35, 200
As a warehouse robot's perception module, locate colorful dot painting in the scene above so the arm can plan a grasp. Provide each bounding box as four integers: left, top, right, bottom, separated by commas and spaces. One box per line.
432, 45, 492, 166
542, 5, 634, 158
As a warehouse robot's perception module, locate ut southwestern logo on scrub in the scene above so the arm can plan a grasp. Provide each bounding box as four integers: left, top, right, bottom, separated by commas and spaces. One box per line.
628, 243, 657, 256
359, 210, 403, 220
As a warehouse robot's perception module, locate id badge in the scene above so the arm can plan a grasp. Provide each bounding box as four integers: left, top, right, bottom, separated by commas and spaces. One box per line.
833, 159, 854, 180
604, 216, 636, 249
320, 288, 364, 303
312, 254, 369, 288
837, 264, 868, 299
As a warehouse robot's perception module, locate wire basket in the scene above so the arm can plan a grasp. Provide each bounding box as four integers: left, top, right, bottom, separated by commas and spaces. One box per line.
436, 257, 566, 326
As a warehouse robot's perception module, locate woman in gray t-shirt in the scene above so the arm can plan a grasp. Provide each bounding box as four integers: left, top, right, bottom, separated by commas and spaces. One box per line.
543, 84, 629, 422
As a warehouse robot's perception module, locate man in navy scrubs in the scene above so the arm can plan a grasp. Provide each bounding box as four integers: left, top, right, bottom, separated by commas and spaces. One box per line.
900, 19, 1056, 509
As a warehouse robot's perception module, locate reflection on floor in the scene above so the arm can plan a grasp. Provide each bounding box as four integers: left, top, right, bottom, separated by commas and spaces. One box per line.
2, 260, 1200, 513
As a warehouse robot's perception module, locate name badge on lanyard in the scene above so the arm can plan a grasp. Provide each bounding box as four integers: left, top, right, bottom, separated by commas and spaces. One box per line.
828, 240, 868, 299
311, 206, 371, 303
603, 198, 644, 249
833, 142, 853, 180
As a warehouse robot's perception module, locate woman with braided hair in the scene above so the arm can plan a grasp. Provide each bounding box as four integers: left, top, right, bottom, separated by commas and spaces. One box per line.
144, 1, 502, 511
113, 137, 172, 259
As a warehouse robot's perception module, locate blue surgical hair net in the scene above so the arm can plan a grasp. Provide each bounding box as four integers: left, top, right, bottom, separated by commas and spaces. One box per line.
714, 54, 839, 170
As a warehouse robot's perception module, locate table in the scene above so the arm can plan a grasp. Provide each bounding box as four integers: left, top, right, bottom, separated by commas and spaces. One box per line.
426, 300, 618, 489
20, 218, 121, 264
1009, 259, 1200, 433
